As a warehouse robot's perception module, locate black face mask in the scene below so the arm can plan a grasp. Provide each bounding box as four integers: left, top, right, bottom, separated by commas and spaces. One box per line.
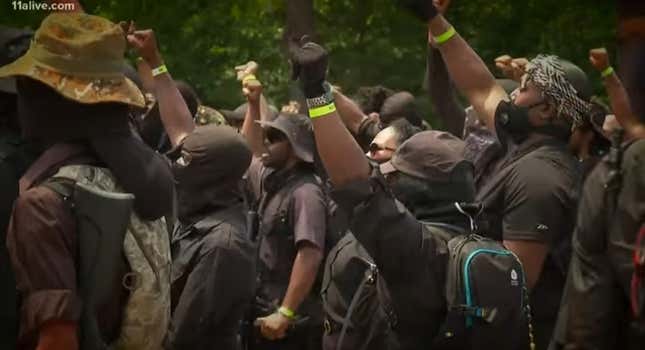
495, 100, 543, 141
496, 99, 572, 142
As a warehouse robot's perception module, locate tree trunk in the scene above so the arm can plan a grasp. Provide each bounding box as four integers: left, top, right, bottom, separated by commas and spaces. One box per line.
617, 1, 645, 122
283, 0, 316, 54
283, 0, 317, 105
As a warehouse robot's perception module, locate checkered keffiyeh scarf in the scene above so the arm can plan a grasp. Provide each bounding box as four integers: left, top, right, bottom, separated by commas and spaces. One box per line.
525, 55, 591, 127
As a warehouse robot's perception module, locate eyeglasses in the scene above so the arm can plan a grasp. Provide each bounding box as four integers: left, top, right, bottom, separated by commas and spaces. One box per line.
265, 128, 288, 144
369, 142, 397, 153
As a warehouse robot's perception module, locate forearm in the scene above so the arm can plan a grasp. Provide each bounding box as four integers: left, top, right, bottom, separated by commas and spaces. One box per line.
242, 99, 268, 156
136, 59, 156, 94
428, 15, 506, 130
427, 47, 466, 136
332, 90, 368, 134
151, 57, 194, 147
503, 240, 547, 290
260, 94, 271, 122
604, 73, 645, 138
311, 110, 371, 186
281, 245, 323, 312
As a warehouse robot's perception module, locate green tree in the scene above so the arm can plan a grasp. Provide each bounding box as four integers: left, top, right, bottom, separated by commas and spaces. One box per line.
1, 0, 616, 124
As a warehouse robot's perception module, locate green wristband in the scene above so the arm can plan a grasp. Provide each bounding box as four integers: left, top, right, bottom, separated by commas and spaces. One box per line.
434, 26, 457, 45
308, 103, 337, 119
601, 66, 614, 78
278, 306, 296, 320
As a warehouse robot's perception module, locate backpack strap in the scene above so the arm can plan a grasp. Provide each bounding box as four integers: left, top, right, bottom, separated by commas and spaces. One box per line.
41, 177, 76, 200
336, 261, 378, 350
423, 221, 467, 242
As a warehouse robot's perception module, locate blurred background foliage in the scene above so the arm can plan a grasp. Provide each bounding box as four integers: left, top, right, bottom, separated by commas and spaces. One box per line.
1, 0, 617, 125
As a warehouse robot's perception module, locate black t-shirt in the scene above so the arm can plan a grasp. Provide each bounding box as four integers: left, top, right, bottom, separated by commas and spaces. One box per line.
475, 113, 580, 346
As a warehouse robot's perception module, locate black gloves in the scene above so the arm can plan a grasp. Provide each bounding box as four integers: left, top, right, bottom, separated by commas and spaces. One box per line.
290, 37, 329, 98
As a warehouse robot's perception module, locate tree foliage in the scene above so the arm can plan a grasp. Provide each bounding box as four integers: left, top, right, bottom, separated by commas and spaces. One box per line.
1, 0, 616, 123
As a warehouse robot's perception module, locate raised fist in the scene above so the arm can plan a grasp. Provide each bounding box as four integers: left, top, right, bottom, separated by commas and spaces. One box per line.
127, 28, 163, 67
290, 37, 329, 98
235, 61, 259, 81
495, 55, 528, 82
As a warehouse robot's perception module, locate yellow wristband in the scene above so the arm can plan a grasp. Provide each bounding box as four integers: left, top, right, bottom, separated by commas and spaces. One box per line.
242, 74, 258, 84
601, 66, 614, 78
308, 103, 337, 119
278, 306, 296, 320
151, 64, 168, 77
434, 26, 457, 45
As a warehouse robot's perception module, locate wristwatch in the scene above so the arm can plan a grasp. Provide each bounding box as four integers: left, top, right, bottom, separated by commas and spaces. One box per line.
306, 82, 334, 109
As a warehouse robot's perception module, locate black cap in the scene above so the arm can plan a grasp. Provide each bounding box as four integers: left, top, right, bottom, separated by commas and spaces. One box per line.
380, 130, 468, 182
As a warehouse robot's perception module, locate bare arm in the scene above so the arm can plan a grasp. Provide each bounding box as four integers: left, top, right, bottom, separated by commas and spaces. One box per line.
241, 83, 268, 157
281, 244, 323, 313
503, 240, 548, 289
136, 58, 156, 94
312, 109, 371, 186
426, 46, 466, 136
590, 47, 645, 139
127, 30, 194, 147
332, 89, 368, 134
153, 72, 194, 147
603, 72, 645, 139
428, 15, 508, 132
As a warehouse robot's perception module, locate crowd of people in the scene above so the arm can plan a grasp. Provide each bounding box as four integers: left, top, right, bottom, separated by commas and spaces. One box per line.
0, 2, 644, 350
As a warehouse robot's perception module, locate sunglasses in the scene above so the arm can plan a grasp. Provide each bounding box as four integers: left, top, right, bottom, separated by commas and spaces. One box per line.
369, 142, 397, 153
265, 128, 288, 144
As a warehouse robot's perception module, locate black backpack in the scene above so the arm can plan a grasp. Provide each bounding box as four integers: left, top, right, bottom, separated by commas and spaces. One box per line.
431, 203, 532, 350
604, 131, 645, 332
320, 233, 399, 350
322, 203, 533, 350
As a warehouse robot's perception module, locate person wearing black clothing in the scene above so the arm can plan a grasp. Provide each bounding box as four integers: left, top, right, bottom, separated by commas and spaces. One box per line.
425, 6, 593, 349
241, 75, 327, 350
321, 130, 475, 350
164, 125, 256, 350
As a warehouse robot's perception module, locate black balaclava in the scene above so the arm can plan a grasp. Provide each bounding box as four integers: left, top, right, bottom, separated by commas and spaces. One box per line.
16, 77, 174, 220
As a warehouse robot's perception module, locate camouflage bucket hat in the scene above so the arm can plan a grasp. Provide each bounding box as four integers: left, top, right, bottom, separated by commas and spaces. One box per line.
0, 13, 144, 107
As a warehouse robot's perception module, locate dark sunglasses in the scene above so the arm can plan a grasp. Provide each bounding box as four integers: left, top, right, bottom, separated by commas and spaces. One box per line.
265, 128, 288, 144
369, 142, 397, 153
